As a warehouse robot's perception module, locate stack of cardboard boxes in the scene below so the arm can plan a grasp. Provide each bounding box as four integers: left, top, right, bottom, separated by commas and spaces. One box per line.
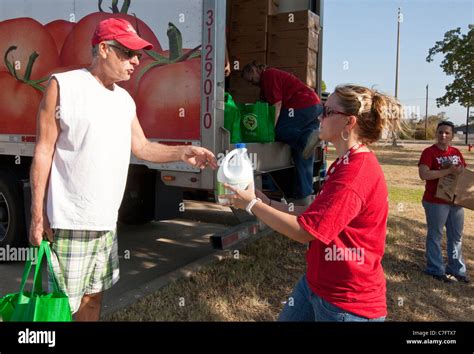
227, 2, 320, 102
267, 10, 320, 89
228, 0, 279, 103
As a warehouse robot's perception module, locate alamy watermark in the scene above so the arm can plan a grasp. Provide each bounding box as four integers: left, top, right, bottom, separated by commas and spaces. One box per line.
324, 245, 365, 265
0, 246, 38, 263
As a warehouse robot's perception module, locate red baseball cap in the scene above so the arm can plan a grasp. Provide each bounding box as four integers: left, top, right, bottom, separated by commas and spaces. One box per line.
92, 18, 154, 50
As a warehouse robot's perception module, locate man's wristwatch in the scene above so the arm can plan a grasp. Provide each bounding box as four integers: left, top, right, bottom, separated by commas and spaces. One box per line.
246, 198, 262, 215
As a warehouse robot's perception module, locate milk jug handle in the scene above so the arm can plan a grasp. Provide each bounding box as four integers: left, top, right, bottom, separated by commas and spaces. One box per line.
223, 148, 240, 178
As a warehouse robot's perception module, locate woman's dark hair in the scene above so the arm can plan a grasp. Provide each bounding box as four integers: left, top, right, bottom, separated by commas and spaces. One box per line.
241, 61, 267, 78
436, 120, 455, 133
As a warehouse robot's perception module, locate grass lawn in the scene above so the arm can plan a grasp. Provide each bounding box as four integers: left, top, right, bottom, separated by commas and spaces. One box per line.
105, 142, 474, 321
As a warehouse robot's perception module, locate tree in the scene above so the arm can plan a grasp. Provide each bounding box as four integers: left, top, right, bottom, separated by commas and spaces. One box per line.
426, 26, 473, 109
415, 114, 445, 140
321, 80, 327, 92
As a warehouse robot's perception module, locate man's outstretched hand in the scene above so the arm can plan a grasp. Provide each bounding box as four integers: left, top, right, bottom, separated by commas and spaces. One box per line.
181, 146, 218, 169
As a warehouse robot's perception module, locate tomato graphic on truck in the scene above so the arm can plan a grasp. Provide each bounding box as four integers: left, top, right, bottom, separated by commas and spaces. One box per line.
0, 0, 325, 251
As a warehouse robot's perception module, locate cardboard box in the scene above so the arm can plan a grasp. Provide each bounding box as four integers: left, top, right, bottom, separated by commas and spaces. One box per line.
229, 72, 258, 89
230, 17, 268, 34
230, 51, 267, 70
435, 168, 474, 210
230, 0, 278, 32
226, 0, 232, 25
268, 28, 319, 52
231, 0, 279, 17
229, 84, 261, 104
230, 31, 267, 53
277, 66, 317, 88
229, 90, 261, 104
231, 12, 268, 30
269, 10, 320, 33
267, 48, 317, 68
229, 86, 260, 97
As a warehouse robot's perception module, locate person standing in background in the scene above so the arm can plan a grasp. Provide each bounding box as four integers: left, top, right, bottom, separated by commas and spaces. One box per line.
418, 121, 469, 283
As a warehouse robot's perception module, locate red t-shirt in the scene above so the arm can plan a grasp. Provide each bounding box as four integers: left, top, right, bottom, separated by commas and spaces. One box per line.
297, 152, 388, 319
418, 145, 467, 204
260, 68, 320, 110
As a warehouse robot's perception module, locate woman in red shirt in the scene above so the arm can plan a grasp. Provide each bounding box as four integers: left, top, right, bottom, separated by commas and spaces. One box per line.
418, 121, 469, 283
223, 84, 402, 321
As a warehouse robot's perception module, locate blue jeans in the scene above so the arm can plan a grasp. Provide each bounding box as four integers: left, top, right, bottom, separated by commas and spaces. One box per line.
278, 275, 386, 322
275, 104, 323, 199
422, 200, 467, 277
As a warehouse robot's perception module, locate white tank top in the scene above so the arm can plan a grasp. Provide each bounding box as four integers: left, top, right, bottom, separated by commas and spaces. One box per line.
47, 69, 136, 230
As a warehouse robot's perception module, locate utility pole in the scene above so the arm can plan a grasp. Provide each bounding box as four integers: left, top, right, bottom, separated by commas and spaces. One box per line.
395, 8, 401, 99
392, 7, 402, 146
425, 84, 429, 140
466, 105, 470, 145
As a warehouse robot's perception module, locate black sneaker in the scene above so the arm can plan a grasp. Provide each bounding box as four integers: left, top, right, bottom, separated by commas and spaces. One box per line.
425, 272, 454, 283
446, 272, 470, 283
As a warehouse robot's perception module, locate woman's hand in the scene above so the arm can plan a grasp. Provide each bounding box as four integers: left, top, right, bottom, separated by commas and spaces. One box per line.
222, 183, 256, 210
448, 164, 464, 176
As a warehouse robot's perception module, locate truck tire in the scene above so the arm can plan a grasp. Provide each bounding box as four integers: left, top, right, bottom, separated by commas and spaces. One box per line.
0, 170, 26, 247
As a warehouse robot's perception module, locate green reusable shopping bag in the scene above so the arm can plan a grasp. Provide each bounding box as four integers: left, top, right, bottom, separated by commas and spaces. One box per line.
2, 241, 72, 322
236, 101, 275, 143
224, 93, 242, 143
0, 293, 18, 322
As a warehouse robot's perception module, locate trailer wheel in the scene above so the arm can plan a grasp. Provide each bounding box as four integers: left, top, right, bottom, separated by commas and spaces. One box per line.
0, 170, 26, 247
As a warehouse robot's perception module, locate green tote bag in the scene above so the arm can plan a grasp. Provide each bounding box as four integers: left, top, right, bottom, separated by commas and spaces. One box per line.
236, 101, 275, 143
0, 240, 72, 322
224, 93, 242, 143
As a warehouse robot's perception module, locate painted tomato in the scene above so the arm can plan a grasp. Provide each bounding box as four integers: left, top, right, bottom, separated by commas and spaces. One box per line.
0, 72, 43, 135
60, 13, 162, 67
135, 57, 201, 140
0, 18, 60, 80
44, 20, 76, 54
117, 56, 155, 97
117, 49, 194, 98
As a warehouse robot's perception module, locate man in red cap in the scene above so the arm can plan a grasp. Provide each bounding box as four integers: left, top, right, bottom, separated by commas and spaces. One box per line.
29, 18, 218, 321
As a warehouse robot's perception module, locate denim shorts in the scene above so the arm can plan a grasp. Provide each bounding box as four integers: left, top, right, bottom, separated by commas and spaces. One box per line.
278, 275, 386, 322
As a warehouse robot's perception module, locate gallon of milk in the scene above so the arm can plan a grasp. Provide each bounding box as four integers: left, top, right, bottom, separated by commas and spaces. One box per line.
216, 143, 254, 205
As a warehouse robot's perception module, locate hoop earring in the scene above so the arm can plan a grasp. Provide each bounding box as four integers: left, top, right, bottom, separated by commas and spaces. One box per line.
341, 130, 349, 141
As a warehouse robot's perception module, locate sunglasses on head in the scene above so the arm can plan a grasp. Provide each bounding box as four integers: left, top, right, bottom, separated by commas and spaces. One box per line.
321, 104, 353, 119
107, 43, 143, 60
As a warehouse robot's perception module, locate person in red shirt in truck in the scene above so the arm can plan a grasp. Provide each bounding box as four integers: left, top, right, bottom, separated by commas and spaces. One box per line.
418, 121, 469, 283
223, 84, 402, 321
242, 62, 323, 206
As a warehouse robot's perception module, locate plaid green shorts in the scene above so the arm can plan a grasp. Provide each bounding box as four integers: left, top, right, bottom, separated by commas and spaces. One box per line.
48, 229, 120, 314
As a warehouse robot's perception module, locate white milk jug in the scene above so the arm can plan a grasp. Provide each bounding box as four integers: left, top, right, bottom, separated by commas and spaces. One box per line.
216, 143, 254, 205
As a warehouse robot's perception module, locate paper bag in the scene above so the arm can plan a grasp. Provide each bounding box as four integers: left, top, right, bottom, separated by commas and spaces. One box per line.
436, 168, 474, 210
454, 169, 474, 210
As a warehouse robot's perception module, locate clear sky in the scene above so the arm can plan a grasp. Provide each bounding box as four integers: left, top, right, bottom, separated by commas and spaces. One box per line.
323, 0, 473, 125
